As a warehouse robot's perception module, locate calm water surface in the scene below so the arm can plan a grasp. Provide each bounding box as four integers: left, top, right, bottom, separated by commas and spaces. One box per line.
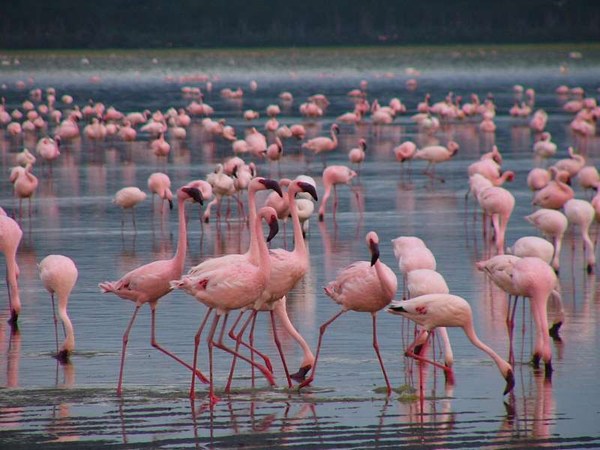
1, 46, 600, 448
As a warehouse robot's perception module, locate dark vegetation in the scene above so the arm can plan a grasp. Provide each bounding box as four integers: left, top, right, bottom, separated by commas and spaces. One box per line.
1, 0, 599, 49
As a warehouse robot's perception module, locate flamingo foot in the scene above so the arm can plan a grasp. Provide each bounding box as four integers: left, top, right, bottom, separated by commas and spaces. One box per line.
318, 213, 324, 222
290, 365, 311, 382
531, 353, 541, 369
209, 393, 220, 407
549, 322, 562, 341
544, 361, 553, 378
8, 310, 18, 327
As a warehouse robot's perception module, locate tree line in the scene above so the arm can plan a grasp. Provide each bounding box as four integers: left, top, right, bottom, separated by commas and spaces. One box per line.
1, 0, 599, 49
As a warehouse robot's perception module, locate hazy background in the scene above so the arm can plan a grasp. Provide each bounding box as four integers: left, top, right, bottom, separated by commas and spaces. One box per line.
2, 0, 599, 49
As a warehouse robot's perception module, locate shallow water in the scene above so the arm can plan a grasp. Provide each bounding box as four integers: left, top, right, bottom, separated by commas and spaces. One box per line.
1, 46, 600, 448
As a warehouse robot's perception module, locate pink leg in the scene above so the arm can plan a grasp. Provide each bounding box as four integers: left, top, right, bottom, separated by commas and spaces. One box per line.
190, 308, 214, 400
270, 309, 292, 388
206, 313, 221, 406
150, 307, 209, 384
299, 309, 346, 390
405, 329, 452, 374
224, 310, 246, 392
371, 313, 392, 395
117, 304, 142, 396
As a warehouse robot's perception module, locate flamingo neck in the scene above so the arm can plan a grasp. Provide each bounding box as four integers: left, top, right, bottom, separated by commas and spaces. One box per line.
172, 195, 188, 274
462, 319, 510, 377
58, 300, 75, 352
373, 260, 396, 300
273, 297, 315, 366
6, 256, 21, 316
288, 186, 307, 259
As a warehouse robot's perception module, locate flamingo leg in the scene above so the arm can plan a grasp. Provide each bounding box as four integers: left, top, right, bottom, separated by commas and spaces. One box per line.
117, 304, 142, 396
224, 310, 246, 392
190, 307, 214, 400
213, 312, 275, 388
371, 313, 392, 395
51, 292, 59, 356
299, 309, 346, 390
405, 329, 452, 374
150, 307, 209, 384
270, 309, 293, 388
206, 313, 221, 406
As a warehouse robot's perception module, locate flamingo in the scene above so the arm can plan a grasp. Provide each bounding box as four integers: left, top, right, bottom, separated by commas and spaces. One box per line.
203, 163, 240, 223
577, 166, 600, 195
318, 165, 357, 221
147, 172, 173, 214
38, 254, 77, 363
227, 179, 318, 389
413, 141, 459, 181
99, 186, 205, 395
551, 146, 585, 180
563, 198, 596, 273
533, 132, 557, 160
113, 186, 147, 230
532, 167, 574, 209
15, 148, 37, 167
348, 138, 367, 172
0, 215, 22, 327
477, 186, 515, 255
527, 168, 551, 191
302, 123, 339, 155
299, 231, 398, 395
391, 236, 436, 298
35, 135, 61, 169
525, 208, 568, 272
387, 294, 515, 395
393, 141, 417, 168
9, 163, 38, 219
170, 206, 280, 404
507, 236, 554, 264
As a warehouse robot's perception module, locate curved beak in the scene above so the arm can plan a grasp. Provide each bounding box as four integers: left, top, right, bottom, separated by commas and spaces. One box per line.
504, 369, 515, 395
168, 198, 174, 210
369, 239, 380, 266
263, 178, 283, 197
182, 187, 203, 205
266, 215, 279, 242
298, 181, 318, 201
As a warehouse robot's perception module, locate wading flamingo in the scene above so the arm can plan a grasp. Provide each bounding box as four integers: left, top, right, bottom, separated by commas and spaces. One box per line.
35, 135, 61, 170
299, 231, 398, 395
413, 141, 459, 182
318, 165, 357, 221
99, 186, 205, 395
147, 172, 173, 214
227, 180, 318, 389
477, 186, 515, 255
525, 208, 568, 272
0, 214, 22, 327
388, 294, 515, 395
563, 198, 596, 273
39, 254, 77, 363
9, 163, 38, 219
302, 123, 339, 155
113, 186, 147, 230
348, 138, 367, 172
170, 206, 280, 404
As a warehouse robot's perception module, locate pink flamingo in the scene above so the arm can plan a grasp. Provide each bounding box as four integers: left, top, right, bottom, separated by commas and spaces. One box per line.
318, 165, 357, 221
15, 148, 36, 167
38, 254, 77, 363
563, 198, 596, 273
525, 209, 568, 272
387, 293, 515, 395
477, 186, 515, 254
532, 167, 574, 209
202, 163, 239, 223
302, 123, 340, 155
527, 168, 551, 191
533, 132, 557, 160
551, 146, 585, 180
150, 132, 170, 159
35, 135, 61, 169
147, 172, 173, 214
348, 138, 367, 172
393, 141, 417, 166
227, 180, 318, 389
113, 186, 147, 230
413, 141, 459, 182
299, 231, 398, 395
391, 236, 436, 298
9, 163, 38, 219
507, 236, 554, 265
0, 215, 22, 327
577, 166, 600, 195
511, 257, 557, 376
99, 186, 205, 395
266, 136, 283, 175
170, 206, 280, 404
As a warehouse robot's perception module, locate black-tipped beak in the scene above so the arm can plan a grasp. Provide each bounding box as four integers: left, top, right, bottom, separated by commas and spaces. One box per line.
182, 187, 203, 205
298, 181, 318, 201
369, 240, 380, 266
387, 303, 405, 314
290, 365, 312, 382
504, 369, 515, 395
263, 178, 283, 197
267, 215, 279, 242
168, 198, 174, 210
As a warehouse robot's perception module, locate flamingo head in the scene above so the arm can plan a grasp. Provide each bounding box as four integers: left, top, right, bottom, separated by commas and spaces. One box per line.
257, 178, 283, 197
181, 186, 203, 205
503, 368, 515, 395
366, 231, 380, 266
259, 206, 280, 242
296, 181, 318, 201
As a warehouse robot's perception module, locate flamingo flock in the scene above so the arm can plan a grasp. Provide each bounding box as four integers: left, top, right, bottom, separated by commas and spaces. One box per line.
1, 72, 599, 410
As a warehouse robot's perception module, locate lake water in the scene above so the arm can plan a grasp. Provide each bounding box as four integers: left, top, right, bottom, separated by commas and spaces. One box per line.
1, 45, 600, 448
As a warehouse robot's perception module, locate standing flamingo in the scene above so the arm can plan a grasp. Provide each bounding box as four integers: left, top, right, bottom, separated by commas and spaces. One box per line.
0, 215, 22, 327
147, 172, 173, 214
170, 206, 280, 404
563, 198, 596, 273
525, 209, 568, 272
348, 138, 367, 172
99, 186, 205, 395
113, 186, 147, 230
413, 141, 459, 181
318, 165, 357, 221
227, 180, 318, 389
299, 231, 398, 395
35, 135, 61, 170
38, 254, 77, 363
302, 123, 340, 155
477, 186, 515, 255
532, 167, 574, 209
387, 294, 515, 395
9, 163, 39, 219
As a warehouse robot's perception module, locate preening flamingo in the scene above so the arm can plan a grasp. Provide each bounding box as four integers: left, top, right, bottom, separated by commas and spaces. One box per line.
388, 294, 515, 395
0, 215, 22, 327
147, 172, 173, 214
38, 254, 77, 363
170, 206, 280, 404
318, 165, 357, 221
35, 135, 61, 168
99, 186, 204, 395
348, 138, 367, 172
299, 231, 398, 395
113, 186, 147, 230
532, 167, 574, 209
